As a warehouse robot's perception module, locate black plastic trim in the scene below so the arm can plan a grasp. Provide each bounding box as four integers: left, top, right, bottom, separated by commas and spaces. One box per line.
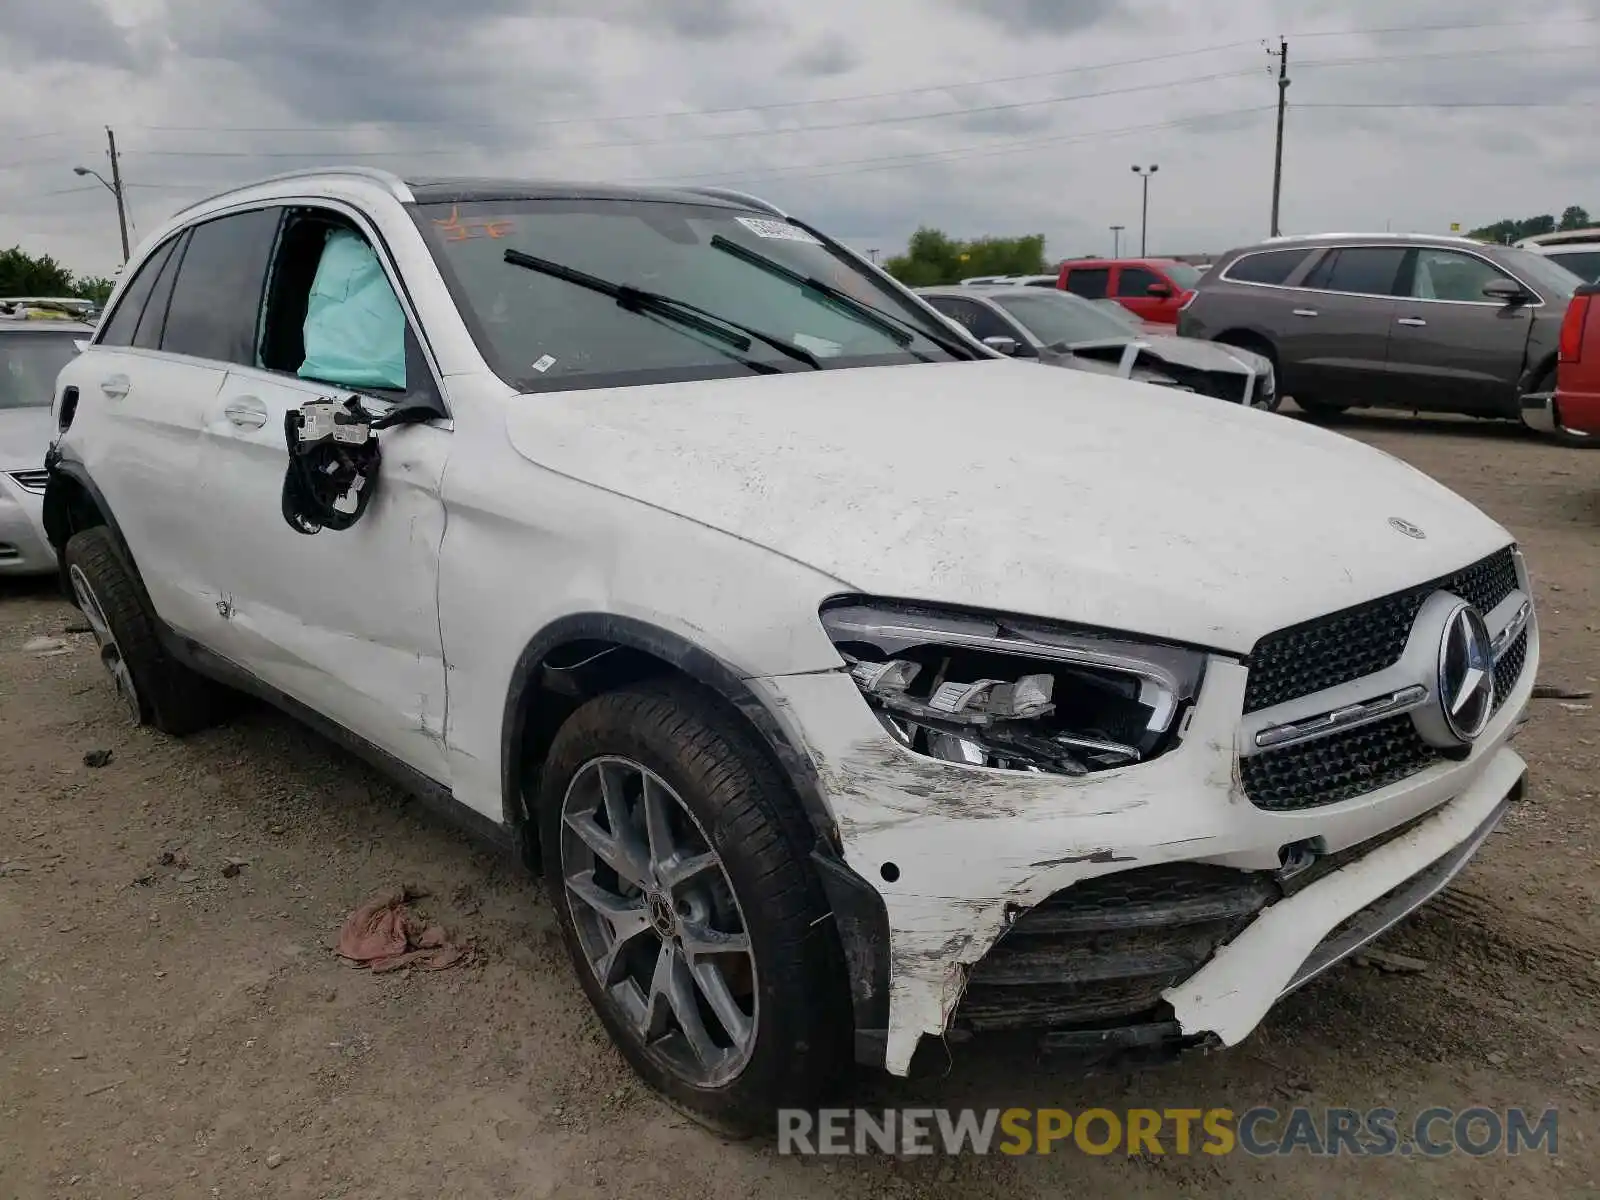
810, 850, 893, 1069
499, 612, 840, 850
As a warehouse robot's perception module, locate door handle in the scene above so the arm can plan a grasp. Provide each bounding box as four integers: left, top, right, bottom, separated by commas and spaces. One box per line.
223, 396, 269, 429
1396, 317, 1428, 327
100, 375, 129, 399
1291, 308, 1318, 318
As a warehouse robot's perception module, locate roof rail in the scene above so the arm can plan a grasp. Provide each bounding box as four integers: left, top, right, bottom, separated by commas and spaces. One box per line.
172, 166, 413, 219
680, 186, 788, 218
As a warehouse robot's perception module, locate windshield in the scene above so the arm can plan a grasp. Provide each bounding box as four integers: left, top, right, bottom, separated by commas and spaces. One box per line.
1163, 263, 1203, 289
1499, 247, 1584, 299
0, 331, 78, 409
988, 291, 1137, 347
1547, 249, 1600, 283
412, 199, 969, 392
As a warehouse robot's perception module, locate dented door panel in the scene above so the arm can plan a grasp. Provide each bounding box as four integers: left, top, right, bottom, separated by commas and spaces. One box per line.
193, 368, 451, 780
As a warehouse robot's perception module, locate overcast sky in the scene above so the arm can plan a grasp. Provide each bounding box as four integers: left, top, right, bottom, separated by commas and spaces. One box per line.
2, 0, 1597, 278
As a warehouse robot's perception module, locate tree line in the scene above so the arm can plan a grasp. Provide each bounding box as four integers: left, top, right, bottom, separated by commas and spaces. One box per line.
1, 246, 115, 305
1465, 206, 1590, 245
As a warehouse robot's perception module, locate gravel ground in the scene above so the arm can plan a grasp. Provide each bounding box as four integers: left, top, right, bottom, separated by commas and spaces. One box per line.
2, 406, 1597, 1199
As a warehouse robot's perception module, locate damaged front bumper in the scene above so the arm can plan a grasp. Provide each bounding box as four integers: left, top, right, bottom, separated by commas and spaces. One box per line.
750, 654, 1532, 1077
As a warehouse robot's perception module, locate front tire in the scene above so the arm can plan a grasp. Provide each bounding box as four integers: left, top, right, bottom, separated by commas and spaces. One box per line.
537, 681, 849, 1136
63, 527, 221, 735
1293, 394, 1350, 420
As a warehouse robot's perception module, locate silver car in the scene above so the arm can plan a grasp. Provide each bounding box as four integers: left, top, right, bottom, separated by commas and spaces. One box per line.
1, 318, 88, 574
918, 284, 1277, 407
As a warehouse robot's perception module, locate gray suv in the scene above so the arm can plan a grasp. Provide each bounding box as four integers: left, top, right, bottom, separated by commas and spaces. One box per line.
1178, 233, 1584, 432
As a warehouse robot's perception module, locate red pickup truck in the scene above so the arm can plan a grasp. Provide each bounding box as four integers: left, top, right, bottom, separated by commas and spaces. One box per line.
1526, 283, 1600, 445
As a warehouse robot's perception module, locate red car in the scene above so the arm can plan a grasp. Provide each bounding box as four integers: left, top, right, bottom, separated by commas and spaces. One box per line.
1527, 283, 1600, 445
1057, 258, 1204, 325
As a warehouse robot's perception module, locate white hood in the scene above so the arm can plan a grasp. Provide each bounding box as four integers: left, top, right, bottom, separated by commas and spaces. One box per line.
505, 360, 1512, 653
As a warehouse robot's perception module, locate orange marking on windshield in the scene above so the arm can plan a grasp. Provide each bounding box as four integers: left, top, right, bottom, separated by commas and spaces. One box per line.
432, 205, 517, 242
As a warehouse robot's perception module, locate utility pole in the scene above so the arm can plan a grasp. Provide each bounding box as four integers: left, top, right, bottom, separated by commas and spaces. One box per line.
76, 128, 130, 264
1268, 38, 1290, 237
1131, 165, 1158, 256
867, 248, 879, 264
1110, 224, 1125, 257
106, 128, 129, 263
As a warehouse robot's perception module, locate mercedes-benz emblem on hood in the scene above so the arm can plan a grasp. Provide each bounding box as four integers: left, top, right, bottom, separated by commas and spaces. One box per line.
1388, 517, 1426, 539
1438, 602, 1495, 743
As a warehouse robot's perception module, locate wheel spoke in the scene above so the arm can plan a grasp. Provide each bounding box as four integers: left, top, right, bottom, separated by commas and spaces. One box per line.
564, 809, 649, 890
679, 917, 750, 958
690, 958, 753, 1049
641, 775, 678, 875
661, 944, 722, 1068
657, 851, 719, 892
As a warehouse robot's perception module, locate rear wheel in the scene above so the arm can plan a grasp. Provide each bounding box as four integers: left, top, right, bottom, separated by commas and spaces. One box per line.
63, 527, 222, 735
537, 681, 849, 1136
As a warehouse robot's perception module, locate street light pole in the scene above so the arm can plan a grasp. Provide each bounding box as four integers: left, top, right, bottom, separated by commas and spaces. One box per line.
74, 127, 130, 264
1110, 224, 1125, 257
1131, 165, 1158, 257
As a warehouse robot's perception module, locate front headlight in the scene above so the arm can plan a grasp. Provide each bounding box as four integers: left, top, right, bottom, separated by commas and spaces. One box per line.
820, 598, 1207, 777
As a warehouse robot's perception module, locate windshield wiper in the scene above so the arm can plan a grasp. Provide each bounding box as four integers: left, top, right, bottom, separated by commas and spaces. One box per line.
502, 249, 820, 372
707, 234, 978, 360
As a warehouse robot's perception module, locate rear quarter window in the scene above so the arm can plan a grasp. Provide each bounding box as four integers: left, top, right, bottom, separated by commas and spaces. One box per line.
1222, 248, 1312, 286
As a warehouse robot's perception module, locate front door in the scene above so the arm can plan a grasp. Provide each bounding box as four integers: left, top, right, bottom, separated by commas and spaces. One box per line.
1384, 247, 1534, 415
179, 203, 453, 782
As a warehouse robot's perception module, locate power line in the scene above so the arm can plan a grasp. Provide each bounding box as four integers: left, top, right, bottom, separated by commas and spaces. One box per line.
1296, 101, 1600, 109
645, 107, 1276, 189
126, 67, 1269, 159
1298, 43, 1600, 69
127, 40, 1264, 135
1290, 14, 1600, 39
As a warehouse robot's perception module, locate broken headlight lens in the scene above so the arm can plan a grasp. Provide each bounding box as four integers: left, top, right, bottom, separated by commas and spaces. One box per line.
821, 599, 1207, 777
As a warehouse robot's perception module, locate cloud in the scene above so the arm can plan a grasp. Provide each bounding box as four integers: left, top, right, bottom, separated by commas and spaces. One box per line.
2, 0, 1597, 278
787, 35, 861, 79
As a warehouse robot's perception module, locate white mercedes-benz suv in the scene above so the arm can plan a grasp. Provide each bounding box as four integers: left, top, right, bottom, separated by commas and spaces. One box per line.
44, 168, 1536, 1134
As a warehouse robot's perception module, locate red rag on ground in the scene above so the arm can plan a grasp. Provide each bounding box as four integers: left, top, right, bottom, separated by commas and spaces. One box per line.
334, 887, 466, 972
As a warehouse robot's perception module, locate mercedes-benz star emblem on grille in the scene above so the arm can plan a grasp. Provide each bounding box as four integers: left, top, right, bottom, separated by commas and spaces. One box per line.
1437, 602, 1496, 743
1388, 516, 1426, 539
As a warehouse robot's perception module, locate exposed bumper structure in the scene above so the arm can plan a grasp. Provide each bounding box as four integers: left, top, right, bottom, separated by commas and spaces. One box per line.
753, 610, 1536, 1077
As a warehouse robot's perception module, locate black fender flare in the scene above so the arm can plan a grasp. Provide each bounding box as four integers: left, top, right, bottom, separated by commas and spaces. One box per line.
498, 611, 840, 848
42, 454, 141, 580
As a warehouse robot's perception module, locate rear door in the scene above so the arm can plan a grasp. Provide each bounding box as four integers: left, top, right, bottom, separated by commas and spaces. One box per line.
70, 227, 239, 637
1385, 247, 1534, 415
1276, 246, 1407, 406
1061, 266, 1111, 302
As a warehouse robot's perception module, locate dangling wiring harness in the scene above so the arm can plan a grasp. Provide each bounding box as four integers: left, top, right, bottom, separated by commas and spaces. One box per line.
280, 395, 435, 535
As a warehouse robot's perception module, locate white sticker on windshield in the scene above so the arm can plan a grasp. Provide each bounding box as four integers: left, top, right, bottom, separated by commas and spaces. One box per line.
531, 354, 556, 373
735, 217, 821, 244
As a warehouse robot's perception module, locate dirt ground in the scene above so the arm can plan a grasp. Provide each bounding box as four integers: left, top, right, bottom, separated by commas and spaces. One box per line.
2, 406, 1598, 1199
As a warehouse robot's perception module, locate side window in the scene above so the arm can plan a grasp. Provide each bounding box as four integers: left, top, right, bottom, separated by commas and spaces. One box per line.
96, 238, 179, 347
1116, 266, 1163, 297
1224, 248, 1311, 285
132, 232, 188, 350
926, 296, 1022, 345
1409, 249, 1510, 303
161, 208, 282, 364
1302, 247, 1407, 297
1063, 268, 1110, 299
259, 208, 437, 406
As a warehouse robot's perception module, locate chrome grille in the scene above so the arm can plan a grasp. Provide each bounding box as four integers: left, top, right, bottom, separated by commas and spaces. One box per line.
6, 469, 49, 494
1242, 546, 1519, 714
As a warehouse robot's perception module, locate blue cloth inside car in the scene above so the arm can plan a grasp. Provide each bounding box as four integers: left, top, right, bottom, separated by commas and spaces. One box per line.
299, 228, 406, 390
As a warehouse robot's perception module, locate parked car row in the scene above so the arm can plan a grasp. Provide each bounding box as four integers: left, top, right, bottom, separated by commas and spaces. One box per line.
920, 283, 1275, 407
1177, 232, 1592, 445
36, 168, 1541, 1133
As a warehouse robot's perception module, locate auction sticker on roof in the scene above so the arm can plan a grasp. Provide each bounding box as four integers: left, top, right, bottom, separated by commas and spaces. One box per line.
735, 217, 821, 244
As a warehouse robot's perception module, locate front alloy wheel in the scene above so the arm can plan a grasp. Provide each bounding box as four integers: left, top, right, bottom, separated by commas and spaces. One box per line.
560, 756, 757, 1087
